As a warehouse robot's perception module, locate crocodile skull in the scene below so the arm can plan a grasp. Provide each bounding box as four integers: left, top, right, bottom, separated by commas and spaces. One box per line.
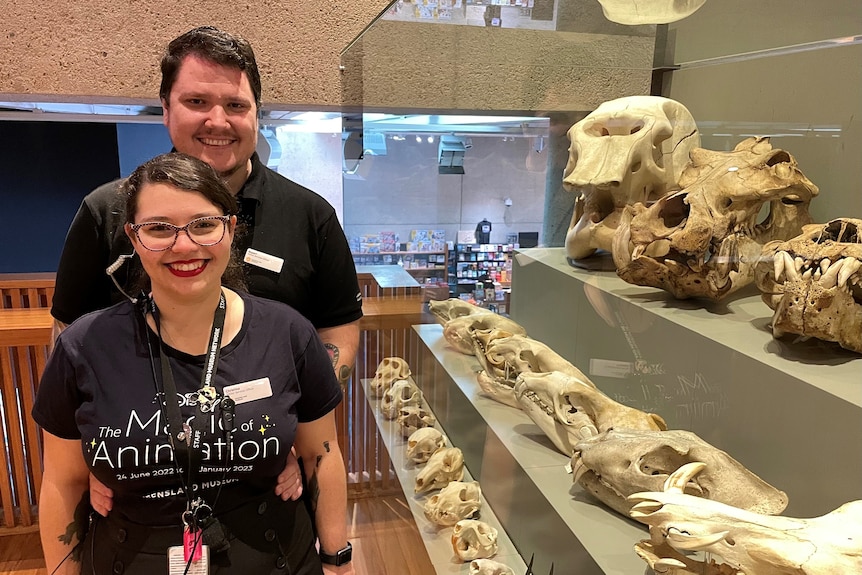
452, 520, 499, 562
423, 480, 482, 527
429, 298, 493, 323
571, 429, 788, 517
406, 427, 447, 464
613, 137, 819, 300
597, 0, 707, 25
514, 371, 666, 456
469, 559, 515, 575
370, 357, 412, 398
756, 218, 862, 353
381, 378, 423, 420
415, 447, 465, 494
564, 96, 700, 261
443, 314, 527, 355
397, 405, 436, 439
629, 462, 862, 575
472, 329, 595, 409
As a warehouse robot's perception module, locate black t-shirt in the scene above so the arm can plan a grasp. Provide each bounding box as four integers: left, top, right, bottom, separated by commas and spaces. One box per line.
33, 292, 341, 526
51, 154, 363, 329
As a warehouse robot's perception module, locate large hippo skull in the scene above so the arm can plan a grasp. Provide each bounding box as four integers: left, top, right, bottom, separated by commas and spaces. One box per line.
570, 429, 788, 517
472, 330, 595, 409
564, 96, 700, 261
598, 0, 707, 25
629, 463, 862, 575
756, 219, 862, 353
514, 371, 666, 456
613, 137, 819, 300
443, 314, 527, 355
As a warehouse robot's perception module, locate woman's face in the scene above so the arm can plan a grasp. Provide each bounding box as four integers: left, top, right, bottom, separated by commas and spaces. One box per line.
125, 182, 235, 301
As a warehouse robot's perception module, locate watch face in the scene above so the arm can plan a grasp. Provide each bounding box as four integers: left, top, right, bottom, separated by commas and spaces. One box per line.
322, 542, 352, 565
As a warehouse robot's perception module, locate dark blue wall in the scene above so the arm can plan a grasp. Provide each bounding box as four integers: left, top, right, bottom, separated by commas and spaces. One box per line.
116, 123, 172, 177
0, 121, 121, 273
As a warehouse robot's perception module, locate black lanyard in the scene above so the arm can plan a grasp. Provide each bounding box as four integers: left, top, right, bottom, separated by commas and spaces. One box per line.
150, 292, 226, 513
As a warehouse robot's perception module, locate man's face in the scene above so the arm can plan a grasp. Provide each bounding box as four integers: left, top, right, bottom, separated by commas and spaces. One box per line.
162, 55, 258, 190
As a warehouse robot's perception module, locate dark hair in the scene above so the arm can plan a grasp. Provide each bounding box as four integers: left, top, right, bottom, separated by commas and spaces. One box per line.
122, 152, 246, 291
159, 26, 262, 112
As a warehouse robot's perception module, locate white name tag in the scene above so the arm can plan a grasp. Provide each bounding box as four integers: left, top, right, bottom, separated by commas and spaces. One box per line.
244, 248, 284, 274
168, 545, 209, 575
224, 377, 273, 405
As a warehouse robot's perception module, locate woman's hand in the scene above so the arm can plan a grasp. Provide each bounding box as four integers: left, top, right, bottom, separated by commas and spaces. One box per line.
274, 447, 304, 501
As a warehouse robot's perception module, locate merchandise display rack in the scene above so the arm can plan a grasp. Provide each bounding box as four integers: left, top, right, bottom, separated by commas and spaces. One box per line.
353, 249, 449, 286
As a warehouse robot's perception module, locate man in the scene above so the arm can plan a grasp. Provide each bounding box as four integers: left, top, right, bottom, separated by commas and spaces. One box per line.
50, 26, 362, 530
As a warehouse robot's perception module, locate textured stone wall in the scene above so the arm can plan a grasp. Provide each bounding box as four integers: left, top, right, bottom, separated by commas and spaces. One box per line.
0, 0, 390, 108
0, 1, 653, 112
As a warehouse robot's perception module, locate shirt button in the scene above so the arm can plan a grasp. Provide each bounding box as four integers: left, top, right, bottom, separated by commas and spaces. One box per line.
257, 502, 267, 515
112, 560, 124, 574
264, 529, 276, 542
275, 556, 286, 569
116, 528, 127, 543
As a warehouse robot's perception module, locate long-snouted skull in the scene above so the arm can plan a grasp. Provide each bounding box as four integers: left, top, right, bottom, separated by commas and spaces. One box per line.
443, 314, 527, 355
571, 429, 788, 518
515, 371, 666, 456
472, 329, 595, 409
370, 357, 412, 398
423, 480, 482, 527
597, 0, 707, 25
381, 379, 423, 420
452, 520, 498, 562
415, 447, 465, 494
429, 298, 493, 324
406, 427, 447, 464
756, 219, 862, 353
564, 96, 700, 261
629, 462, 862, 575
469, 559, 515, 575
613, 136, 819, 300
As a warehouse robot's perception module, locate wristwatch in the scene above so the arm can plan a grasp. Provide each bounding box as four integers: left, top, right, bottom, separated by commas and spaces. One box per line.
320, 542, 352, 566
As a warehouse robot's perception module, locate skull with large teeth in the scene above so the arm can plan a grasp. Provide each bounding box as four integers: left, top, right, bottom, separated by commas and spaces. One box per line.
514, 371, 666, 456
471, 329, 595, 409
570, 429, 788, 518
628, 463, 862, 575
756, 218, 862, 353
613, 137, 819, 300
442, 313, 527, 355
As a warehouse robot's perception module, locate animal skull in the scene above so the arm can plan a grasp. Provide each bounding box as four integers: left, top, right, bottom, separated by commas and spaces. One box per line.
429, 298, 493, 323
423, 480, 482, 527
452, 520, 499, 562
571, 429, 788, 517
514, 371, 666, 456
629, 462, 862, 575
415, 447, 465, 494
756, 219, 862, 353
469, 559, 515, 575
597, 0, 707, 25
406, 427, 448, 464
381, 378, 424, 420
397, 405, 436, 439
564, 96, 700, 260
613, 137, 819, 300
370, 357, 412, 398
472, 329, 595, 409
443, 314, 527, 355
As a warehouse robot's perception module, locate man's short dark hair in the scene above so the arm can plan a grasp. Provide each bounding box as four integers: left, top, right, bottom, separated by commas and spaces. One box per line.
159, 26, 262, 111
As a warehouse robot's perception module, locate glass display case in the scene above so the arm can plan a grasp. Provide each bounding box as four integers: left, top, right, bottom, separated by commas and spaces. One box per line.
341, 1, 862, 573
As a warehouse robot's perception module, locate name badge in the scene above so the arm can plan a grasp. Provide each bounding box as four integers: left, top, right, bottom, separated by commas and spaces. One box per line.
224, 377, 273, 405
168, 544, 209, 575
244, 248, 284, 274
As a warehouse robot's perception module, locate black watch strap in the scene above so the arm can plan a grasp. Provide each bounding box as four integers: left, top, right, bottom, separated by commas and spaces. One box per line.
320, 541, 352, 566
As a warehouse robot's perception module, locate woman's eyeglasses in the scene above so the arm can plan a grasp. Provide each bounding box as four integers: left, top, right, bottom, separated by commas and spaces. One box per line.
130, 216, 230, 252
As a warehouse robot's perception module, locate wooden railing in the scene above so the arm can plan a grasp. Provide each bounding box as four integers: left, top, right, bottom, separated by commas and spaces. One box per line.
0, 274, 54, 532
0, 273, 439, 529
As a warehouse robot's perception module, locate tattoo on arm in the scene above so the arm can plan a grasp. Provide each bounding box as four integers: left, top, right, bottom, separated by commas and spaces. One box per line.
58, 492, 91, 562
337, 364, 352, 387
324, 343, 339, 370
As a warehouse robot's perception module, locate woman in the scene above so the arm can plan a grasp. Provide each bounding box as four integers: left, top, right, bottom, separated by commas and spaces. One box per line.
34, 153, 354, 575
